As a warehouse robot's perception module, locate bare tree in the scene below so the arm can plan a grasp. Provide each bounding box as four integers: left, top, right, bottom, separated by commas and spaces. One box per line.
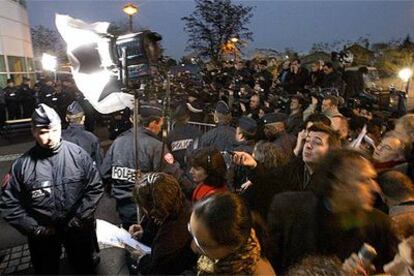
31, 25, 66, 62
182, 0, 254, 64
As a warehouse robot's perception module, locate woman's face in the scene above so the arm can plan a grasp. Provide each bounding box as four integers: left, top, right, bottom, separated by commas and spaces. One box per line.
188, 213, 234, 260
190, 166, 208, 184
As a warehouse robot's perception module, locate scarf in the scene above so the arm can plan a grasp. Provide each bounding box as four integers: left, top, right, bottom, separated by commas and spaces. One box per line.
197, 229, 261, 275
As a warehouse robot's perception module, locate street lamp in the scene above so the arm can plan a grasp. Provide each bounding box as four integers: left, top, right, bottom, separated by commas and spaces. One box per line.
123, 3, 139, 32
399, 68, 413, 93
229, 37, 239, 62
230, 37, 239, 44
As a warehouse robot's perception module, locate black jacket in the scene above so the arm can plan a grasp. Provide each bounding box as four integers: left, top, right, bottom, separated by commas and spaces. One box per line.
285, 68, 309, 93
0, 141, 103, 235
4, 86, 19, 103
199, 123, 237, 152
62, 124, 103, 167
138, 209, 198, 274
268, 191, 398, 274
243, 157, 312, 220
166, 122, 202, 168
321, 71, 343, 89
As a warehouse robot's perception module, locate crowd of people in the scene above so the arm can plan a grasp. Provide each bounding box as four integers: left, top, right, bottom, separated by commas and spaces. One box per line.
1, 54, 414, 275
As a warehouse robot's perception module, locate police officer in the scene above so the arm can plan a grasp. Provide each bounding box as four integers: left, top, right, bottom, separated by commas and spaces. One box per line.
0, 87, 5, 126
234, 116, 257, 153
231, 116, 257, 191
62, 101, 103, 168
263, 112, 296, 158
4, 79, 20, 120
0, 104, 103, 274
38, 78, 56, 107
101, 104, 169, 229
199, 100, 237, 152
166, 103, 202, 168
18, 77, 35, 118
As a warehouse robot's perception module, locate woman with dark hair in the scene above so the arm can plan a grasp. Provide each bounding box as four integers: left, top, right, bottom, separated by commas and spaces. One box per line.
189, 147, 228, 202
188, 192, 275, 275
128, 173, 197, 274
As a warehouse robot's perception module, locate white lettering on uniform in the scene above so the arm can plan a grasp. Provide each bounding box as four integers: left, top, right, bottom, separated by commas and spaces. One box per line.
171, 139, 193, 152
112, 166, 136, 183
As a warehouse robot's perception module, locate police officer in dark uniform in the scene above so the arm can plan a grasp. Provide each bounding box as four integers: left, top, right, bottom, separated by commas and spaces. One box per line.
231, 116, 257, 191
62, 101, 103, 168
38, 78, 57, 108
166, 103, 202, 168
0, 87, 5, 126
4, 79, 21, 120
263, 112, 296, 159
0, 104, 103, 274
18, 77, 36, 118
234, 116, 257, 153
101, 104, 169, 229
199, 100, 237, 152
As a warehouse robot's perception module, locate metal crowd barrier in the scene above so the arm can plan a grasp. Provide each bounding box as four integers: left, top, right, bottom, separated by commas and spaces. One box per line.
187, 121, 216, 134
0, 118, 32, 140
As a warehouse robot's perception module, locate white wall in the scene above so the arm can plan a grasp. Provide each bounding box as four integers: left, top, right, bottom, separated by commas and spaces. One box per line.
0, 0, 33, 58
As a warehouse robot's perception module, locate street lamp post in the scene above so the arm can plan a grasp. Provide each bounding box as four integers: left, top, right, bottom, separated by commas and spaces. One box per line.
399, 68, 413, 93
230, 37, 239, 62
123, 3, 139, 33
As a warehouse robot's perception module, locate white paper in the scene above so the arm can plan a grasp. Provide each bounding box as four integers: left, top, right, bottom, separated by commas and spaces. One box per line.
96, 219, 151, 255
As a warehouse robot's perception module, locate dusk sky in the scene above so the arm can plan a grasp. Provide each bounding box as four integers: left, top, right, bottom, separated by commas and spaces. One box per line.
26, 0, 414, 59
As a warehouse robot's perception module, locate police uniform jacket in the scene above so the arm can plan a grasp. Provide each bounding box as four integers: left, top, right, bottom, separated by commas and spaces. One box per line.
62, 124, 103, 167
166, 122, 202, 167
101, 127, 167, 201
0, 141, 103, 236
199, 123, 237, 152
0, 88, 5, 105
4, 87, 19, 103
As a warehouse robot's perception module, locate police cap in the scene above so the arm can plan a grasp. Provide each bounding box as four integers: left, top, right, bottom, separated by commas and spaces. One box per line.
215, 100, 230, 115
140, 104, 163, 118
32, 104, 61, 128
66, 101, 84, 116
263, 112, 288, 125
173, 103, 190, 120
238, 116, 257, 135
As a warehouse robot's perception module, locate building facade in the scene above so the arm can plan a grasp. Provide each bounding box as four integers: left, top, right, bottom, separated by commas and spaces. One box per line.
0, 0, 35, 88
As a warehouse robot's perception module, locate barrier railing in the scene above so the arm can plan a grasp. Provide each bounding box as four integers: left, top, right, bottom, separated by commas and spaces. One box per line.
187, 121, 216, 134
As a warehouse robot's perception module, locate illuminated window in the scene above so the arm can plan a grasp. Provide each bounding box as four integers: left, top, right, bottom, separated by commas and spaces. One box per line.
7, 56, 27, 72
0, 75, 6, 88
0, 55, 5, 72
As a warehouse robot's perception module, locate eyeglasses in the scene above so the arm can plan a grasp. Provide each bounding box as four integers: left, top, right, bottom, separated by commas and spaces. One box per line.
187, 223, 208, 256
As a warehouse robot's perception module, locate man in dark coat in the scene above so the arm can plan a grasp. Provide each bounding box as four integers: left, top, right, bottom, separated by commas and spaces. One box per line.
4, 79, 21, 120
343, 66, 367, 100
321, 62, 343, 90
199, 100, 237, 152
0, 87, 5, 126
166, 103, 202, 168
18, 77, 36, 118
286, 95, 305, 136
231, 116, 257, 191
233, 123, 341, 219
262, 112, 296, 159
267, 150, 398, 274
0, 104, 103, 274
62, 101, 103, 168
285, 59, 309, 94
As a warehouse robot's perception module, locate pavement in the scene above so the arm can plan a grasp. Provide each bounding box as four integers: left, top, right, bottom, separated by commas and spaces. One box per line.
0, 126, 129, 275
